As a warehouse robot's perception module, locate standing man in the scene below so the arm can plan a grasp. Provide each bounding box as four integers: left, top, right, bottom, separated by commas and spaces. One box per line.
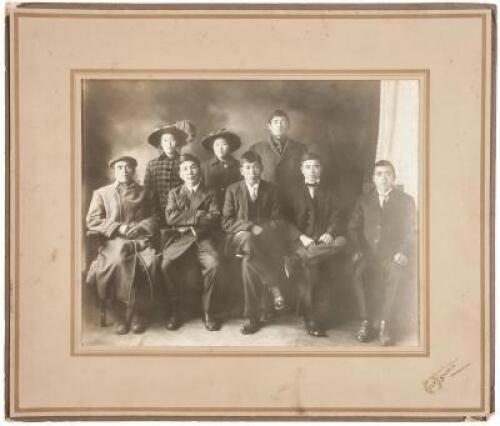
288, 152, 348, 337
222, 151, 287, 334
348, 160, 416, 346
86, 156, 159, 335
161, 154, 222, 331
249, 109, 307, 217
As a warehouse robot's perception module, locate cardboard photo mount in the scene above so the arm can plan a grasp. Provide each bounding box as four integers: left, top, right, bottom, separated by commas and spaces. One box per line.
6, 3, 495, 420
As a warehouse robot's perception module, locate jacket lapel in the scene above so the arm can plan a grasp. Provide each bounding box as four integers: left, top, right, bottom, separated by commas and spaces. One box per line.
267, 137, 284, 158
303, 184, 316, 229
190, 184, 210, 211
238, 181, 249, 218
178, 185, 191, 208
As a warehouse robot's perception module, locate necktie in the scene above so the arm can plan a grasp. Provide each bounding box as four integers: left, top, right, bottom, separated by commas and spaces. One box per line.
250, 186, 258, 201
307, 185, 316, 199
273, 139, 285, 155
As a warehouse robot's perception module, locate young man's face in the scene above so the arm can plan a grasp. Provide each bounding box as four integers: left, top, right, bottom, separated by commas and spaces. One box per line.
213, 137, 230, 160
301, 159, 321, 184
179, 160, 201, 186
114, 161, 134, 184
240, 161, 262, 185
372, 165, 396, 193
267, 116, 289, 139
159, 133, 178, 158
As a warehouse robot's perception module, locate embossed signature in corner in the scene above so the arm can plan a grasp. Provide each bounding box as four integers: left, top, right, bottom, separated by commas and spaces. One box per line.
423, 359, 471, 394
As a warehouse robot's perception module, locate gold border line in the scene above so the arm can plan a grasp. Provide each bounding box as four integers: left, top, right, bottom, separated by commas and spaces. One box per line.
12, 10, 490, 20
13, 11, 20, 414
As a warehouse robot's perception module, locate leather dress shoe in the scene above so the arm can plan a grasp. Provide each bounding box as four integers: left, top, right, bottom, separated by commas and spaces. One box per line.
115, 322, 130, 335
378, 320, 393, 346
165, 313, 182, 331
240, 318, 260, 335
204, 314, 221, 331
131, 316, 146, 334
356, 319, 372, 342
305, 319, 326, 337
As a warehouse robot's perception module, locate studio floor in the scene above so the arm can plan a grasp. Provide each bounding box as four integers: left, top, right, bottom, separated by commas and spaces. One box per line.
82, 311, 419, 348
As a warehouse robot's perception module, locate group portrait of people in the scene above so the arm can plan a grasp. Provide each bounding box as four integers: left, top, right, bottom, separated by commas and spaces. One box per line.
85, 109, 417, 346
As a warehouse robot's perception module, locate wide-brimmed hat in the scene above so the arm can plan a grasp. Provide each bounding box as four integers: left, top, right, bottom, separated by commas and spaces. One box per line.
148, 125, 188, 148
108, 155, 138, 169
201, 129, 242, 153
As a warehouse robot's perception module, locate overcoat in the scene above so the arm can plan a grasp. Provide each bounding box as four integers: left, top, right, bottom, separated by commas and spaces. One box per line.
162, 183, 220, 262
85, 181, 159, 304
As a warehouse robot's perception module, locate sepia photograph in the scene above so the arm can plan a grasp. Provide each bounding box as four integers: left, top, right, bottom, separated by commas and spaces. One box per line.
8, 3, 493, 420
80, 79, 420, 348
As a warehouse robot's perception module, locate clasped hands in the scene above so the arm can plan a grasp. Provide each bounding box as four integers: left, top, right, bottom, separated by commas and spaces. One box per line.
300, 233, 347, 248
118, 223, 142, 240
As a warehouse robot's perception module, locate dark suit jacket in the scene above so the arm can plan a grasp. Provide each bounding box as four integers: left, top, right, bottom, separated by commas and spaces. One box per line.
288, 183, 343, 248
162, 183, 220, 261
222, 179, 282, 235
348, 188, 416, 259
249, 137, 306, 207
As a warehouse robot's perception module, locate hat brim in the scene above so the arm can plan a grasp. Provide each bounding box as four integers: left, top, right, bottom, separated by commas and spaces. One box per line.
202, 131, 242, 153
148, 126, 188, 148
109, 156, 138, 169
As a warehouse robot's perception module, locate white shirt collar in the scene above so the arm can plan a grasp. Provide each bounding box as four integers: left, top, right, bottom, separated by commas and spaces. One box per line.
377, 187, 393, 207
245, 180, 260, 191
185, 182, 201, 193
377, 187, 393, 198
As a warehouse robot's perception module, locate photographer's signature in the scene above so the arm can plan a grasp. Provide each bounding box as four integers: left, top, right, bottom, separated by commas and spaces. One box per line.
423, 359, 470, 394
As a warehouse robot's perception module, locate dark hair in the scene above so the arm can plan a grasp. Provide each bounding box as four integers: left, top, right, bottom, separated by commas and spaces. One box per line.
301, 151, 322, 164
179, 153, 201, 168
373, 160, 396, 176
239, 150, 263, 167
268, 109, 290, 124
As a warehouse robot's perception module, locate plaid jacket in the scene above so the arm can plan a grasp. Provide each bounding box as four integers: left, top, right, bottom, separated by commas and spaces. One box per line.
143, 152, 182, 224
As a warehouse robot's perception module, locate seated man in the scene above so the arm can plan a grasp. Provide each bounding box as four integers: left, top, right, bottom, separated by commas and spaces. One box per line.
86, 155, 159, 335
288, 152, 348, 337
161, 153, 221, 331
348, 160, 416, 346
222, 150, 287, 335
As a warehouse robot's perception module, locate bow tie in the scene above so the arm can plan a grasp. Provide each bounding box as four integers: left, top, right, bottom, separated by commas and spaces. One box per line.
306, 183, 319, 187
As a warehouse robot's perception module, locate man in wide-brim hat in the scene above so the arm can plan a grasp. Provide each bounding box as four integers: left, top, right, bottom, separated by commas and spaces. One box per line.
143, 124, 189, 227
201, 129, 242, 210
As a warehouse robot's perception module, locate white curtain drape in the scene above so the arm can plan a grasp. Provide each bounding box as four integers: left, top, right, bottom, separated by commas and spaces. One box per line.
376, 80, 419, 202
